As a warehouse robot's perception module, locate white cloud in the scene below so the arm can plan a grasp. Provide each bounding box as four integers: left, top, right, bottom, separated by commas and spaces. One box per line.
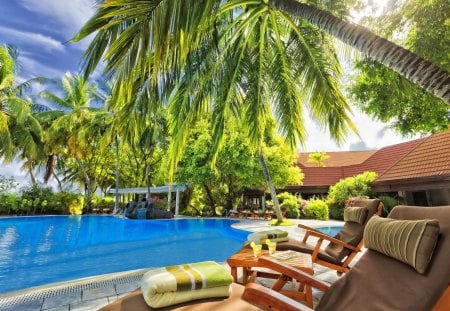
18, 0, 96, 40
0, 26, 64, 52
301, 109, 420, 152
0, 161, 30, 188
17, 54, 64, 81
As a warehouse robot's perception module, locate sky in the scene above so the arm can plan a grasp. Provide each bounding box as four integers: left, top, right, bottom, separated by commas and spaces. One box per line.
0, 0, 417, 186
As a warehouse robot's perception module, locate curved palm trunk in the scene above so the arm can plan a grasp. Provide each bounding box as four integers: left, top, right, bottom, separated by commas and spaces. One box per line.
258, 150, 283, 221
272, 0, 450, 104
44, 154, 57, 184
27, 161, 37, 184
52, 171, 63, 192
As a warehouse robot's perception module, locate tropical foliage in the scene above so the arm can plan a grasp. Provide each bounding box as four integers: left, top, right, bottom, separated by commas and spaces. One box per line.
326, 171, 377, 219
276, 192, 301, 219
351, 0, 450, 135
304, 199, 329, 220
1, 0, 448, 216
0, 45, 45, 176
176, 119, 303, 215
308, 151, 330, 167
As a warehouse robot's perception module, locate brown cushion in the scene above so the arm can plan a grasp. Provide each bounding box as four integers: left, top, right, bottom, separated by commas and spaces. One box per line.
344, 206, 368, 224
364, 215, 440, 274
317, 205, 450, 311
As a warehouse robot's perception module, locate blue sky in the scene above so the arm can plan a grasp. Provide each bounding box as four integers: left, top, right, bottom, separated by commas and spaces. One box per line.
0, 0, 415, 186
0, 0, 95, 81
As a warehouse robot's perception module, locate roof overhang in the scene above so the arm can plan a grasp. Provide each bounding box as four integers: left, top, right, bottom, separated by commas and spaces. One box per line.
109, 183, 188, 194
372, 175, 450, 192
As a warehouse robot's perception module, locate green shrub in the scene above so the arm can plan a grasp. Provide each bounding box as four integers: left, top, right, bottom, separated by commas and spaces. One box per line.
91, 194, 102, 208
378, 194, 401, 217
277, 192, 300, 219
326, 171, 377, 220
19, 183, 54, 215
305, 199, 329, 220
69, 195, 84, 215
47, 192, 80, 214
102, 196, 115, 204
0, 193, 19, 215
328, 202, 344, 220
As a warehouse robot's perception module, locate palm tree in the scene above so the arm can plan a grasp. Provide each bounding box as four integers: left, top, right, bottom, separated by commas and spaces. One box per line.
72, 1, 448, 221
0, 45, 45, 181
270, 0, 449, 104
37, 73, 104, 211
73, 1, 450, 105
73, 1, 353, 221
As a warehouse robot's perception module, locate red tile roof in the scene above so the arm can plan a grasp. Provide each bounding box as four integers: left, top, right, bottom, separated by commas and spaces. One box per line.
296, 130, 450, 187
297, 151, 375, 167
377, 131, 450, 181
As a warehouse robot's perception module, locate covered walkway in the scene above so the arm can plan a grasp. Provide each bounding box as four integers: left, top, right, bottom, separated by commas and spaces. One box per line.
109, 183, 188, 216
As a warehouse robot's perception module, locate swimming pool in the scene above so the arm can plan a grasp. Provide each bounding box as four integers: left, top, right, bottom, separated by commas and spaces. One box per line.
316, 225, 343, 237
0, 216, 249, 294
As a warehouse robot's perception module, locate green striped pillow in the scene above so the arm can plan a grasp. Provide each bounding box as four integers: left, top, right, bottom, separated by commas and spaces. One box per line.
343, 206, 368, 224
364, 216, 440, 274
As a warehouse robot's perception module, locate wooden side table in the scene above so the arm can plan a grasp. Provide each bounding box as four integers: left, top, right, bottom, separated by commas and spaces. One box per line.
227, 248, 315, 308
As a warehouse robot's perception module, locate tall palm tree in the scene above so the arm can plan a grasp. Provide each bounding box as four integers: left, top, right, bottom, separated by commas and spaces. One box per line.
74, 0, 355, 221
37, 73, 104, 211
72, 1, 448, 220
0, 45, 45, 181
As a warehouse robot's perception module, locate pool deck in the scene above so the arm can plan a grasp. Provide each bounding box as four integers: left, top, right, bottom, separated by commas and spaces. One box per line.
0, 217, 348, 310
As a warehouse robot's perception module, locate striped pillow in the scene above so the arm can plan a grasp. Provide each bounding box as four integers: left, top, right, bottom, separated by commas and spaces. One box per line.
343, 206, 368, 224
364, 216, 440, 274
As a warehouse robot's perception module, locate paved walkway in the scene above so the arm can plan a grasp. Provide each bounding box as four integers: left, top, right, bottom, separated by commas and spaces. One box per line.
0, 218, 347, 310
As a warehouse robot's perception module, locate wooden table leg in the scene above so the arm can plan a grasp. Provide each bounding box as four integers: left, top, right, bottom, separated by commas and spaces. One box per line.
305, 284, 313, 308
242, 267, 249, 284
230, 266, 237, 282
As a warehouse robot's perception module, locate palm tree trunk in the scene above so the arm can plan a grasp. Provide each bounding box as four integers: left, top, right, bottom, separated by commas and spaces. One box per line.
258, 150, 283, 221
44, 154, 57, 184
52, 172, 63, 192
76, 159, 92, 212
272, 0, 450, 104
114, 136, 120, 213
203, 184, 216, 212
28, 163, 37, 184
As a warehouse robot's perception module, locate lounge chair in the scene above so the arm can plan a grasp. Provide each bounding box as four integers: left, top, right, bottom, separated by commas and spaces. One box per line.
246, 205, 450, 311
276, 198, 382, 274
97, 260, 321, 311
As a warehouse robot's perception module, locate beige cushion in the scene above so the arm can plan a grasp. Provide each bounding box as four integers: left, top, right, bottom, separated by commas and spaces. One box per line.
343, 206, 368, 224
364, 215, 440, 274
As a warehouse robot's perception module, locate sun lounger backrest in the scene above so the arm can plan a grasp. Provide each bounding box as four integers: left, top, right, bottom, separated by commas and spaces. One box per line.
324, 198, 380, 262
317, 205, 450, 311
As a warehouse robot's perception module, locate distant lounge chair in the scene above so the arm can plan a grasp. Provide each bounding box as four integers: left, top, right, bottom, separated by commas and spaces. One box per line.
277, 198, 382, 274
247, 205, 450, 310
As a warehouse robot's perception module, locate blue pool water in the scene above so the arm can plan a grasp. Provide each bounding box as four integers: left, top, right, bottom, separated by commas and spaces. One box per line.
316, 226, 343, 237
0, 216, 249, 294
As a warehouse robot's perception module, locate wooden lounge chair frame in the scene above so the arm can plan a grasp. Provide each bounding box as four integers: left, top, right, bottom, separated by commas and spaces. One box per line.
252, 205, 449, 311
278, 198, 383, 274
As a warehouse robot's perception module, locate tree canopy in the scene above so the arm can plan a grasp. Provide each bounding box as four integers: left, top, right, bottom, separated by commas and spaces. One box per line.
350, 0, 450, 135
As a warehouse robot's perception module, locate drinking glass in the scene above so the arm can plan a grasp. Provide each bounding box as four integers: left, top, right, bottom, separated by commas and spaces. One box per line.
252, 244, 262, 258
268, 241, 277, 255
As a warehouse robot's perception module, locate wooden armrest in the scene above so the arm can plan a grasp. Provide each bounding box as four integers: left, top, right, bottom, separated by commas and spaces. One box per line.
243, 283, 313, 311
305, 230, 360, 252
257, 257, 330, 292
298, 224, 322, 232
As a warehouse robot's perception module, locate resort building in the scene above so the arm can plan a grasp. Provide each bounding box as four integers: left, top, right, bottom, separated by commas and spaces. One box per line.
246, 130, 450, 207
